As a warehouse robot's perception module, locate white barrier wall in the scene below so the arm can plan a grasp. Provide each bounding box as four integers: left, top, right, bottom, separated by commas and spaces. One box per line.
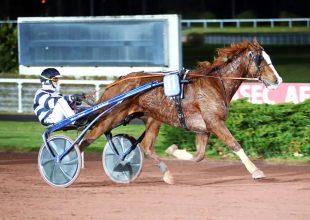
233, 83, 310, 104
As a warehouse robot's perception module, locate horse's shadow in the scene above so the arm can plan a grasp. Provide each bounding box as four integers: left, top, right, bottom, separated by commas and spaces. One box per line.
72, 179, 165, 188
72, 181, 109, 188
71, 172, 310, 188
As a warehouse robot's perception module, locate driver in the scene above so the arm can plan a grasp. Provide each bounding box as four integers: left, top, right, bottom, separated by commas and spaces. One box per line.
33, 68, 84, 126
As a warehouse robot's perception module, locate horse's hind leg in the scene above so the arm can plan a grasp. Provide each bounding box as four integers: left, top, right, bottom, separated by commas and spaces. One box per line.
141, 117, 175, 184
192, 133, 210, 162
79, 109, 129, 152
210, 120, 266, 179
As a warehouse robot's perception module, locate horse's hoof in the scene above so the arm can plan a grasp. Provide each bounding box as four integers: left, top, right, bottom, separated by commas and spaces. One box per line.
192, 155, 205, 162
165, 144, 178, 155
163, 171, 175, 184
252, 169, 266, 179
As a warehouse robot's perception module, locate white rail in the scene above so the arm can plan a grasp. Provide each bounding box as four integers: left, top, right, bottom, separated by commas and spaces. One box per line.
0, 78, 113, 113
182, 18, 310, 29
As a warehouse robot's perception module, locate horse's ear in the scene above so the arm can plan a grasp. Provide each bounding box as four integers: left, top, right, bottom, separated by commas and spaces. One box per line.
198, 61, 211, 68
253, 37, 259, 46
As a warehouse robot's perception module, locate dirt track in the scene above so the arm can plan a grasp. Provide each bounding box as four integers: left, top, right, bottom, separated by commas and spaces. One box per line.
0, 152, 309, 220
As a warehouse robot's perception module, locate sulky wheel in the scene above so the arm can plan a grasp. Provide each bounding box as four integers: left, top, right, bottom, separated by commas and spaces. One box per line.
38, 135, 81, 188
102, 134, 144, 184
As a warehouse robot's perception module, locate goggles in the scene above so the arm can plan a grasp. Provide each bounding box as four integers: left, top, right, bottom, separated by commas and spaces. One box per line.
51, 78, 59, 82
40, 75, 62, 82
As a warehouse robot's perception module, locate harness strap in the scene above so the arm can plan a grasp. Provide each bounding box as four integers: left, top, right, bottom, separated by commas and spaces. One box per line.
173, 95, 187, 129
180, 68, 190, 99
173, 68, 190, 129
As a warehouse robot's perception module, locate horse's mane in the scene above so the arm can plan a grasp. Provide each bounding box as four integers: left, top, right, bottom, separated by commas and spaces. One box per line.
196, 39, 256, 75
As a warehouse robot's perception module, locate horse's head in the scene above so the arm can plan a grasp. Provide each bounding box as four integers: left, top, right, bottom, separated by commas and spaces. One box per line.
247, 39, 282, 90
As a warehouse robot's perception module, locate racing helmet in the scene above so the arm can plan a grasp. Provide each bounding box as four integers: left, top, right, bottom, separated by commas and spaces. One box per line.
40, 68, 63, 87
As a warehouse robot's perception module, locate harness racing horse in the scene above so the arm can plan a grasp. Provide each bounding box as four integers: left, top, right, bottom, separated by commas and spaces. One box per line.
79, 39, 282, 184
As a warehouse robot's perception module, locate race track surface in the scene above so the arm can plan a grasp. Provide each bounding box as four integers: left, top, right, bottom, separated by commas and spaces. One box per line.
1, 152, 309, 220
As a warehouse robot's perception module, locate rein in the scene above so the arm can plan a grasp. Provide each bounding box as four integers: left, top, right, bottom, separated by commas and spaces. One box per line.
83, 72, 259, 103
105, 74, 164, 90
82, 74, 164, 104
105, 73, 259, 90
187, 74, 258, 81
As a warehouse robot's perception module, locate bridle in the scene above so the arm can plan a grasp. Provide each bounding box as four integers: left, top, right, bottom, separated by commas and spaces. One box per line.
247, 49, 272, 83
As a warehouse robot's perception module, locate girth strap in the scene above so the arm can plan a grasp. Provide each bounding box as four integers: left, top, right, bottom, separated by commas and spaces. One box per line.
173, 95, 187, 129
173, 68, 190, 129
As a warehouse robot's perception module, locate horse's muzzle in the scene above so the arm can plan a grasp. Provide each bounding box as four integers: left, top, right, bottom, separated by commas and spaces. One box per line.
263, 76, 283, 90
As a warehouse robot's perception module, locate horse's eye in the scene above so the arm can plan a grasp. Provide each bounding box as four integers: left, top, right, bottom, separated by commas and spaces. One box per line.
254, 54, 262, 65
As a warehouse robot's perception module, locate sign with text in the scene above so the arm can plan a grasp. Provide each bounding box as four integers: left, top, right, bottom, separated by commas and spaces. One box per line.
232, 83, 310, 104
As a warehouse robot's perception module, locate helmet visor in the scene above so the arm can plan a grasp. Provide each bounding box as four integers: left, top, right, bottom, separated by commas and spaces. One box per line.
41, 74, 63, 82
51, 75, 62, 81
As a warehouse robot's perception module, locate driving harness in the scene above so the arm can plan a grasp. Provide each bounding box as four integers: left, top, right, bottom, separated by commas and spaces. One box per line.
164, 68, 190, 129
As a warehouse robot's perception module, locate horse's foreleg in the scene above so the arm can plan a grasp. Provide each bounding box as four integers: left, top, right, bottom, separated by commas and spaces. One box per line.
210, 121, 266, 179
234, 148, 265, 179
192, 133, 210, 162
141, 117, 175, 184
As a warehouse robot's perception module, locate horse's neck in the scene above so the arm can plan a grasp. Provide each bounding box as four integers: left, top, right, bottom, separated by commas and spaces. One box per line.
220, 56, 247, 102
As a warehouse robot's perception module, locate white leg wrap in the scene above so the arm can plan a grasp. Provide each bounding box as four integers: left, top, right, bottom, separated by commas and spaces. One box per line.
234, 149, 258, 174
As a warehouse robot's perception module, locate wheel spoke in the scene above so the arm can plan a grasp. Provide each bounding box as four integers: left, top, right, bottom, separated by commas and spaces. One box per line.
58, 165, 73, 181
120, 137, 126, 152
115, 138, 123, 154
41, 158, 55, 166
128, 163, 141, 167
122, 170, 129, 180
63, 139, 69, 150
105, 152, 116, 156
50, 162, 57, 183
105, 154, 120, 166
49, 141, 59, 156
122, 164, 133, 179
61, 157, 78, 165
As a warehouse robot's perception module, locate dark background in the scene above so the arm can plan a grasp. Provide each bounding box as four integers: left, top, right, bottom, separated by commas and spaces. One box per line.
1, 0, 309, 20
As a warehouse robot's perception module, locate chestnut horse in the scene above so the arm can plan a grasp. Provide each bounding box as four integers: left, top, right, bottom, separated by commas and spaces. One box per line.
79, 39, 282, 184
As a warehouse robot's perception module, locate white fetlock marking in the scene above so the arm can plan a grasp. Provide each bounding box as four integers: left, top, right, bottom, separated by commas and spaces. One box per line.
234, 149, 258, 174
252, 169, 266, 179
172, 149, 193, 160
163, 171, 175, 185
